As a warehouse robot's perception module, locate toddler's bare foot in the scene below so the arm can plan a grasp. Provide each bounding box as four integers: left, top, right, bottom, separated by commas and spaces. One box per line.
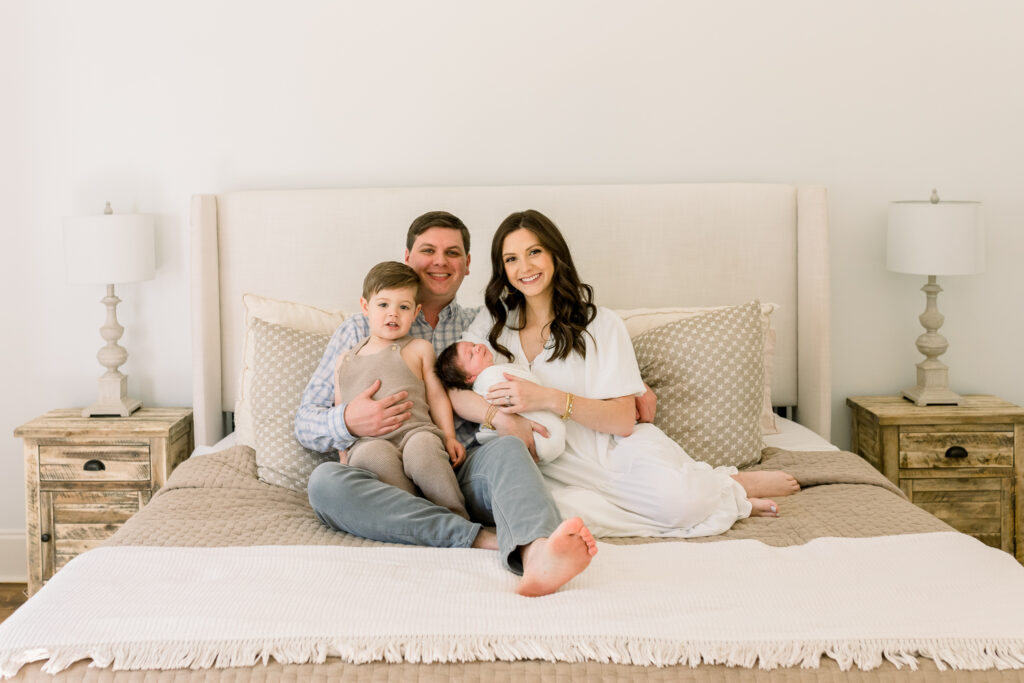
516, 517, 597, 597
748, 497, 779, 517
472, 528, 499, 550
732, 470, 800, 498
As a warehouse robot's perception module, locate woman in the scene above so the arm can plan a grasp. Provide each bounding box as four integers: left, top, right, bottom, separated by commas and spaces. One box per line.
460, 210, 799, 537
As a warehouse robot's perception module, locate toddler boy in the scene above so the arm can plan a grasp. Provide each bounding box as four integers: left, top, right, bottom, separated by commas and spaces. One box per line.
333, 262, 468, 518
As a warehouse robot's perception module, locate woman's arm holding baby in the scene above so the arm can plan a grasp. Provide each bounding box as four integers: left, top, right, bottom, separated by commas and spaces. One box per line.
636, 382, 657, 423
487, 374, 635, 438
448, 388, 549, 462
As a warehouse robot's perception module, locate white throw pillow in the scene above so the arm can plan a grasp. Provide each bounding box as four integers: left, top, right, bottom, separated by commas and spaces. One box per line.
235, 293, 345, 447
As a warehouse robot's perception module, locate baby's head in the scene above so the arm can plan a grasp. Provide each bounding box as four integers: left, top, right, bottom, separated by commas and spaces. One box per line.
360, 261, 421, 340
436, 341, 495, 390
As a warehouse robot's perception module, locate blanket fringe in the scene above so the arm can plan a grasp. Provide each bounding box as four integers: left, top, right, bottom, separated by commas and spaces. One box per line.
4, 637, 1024, 678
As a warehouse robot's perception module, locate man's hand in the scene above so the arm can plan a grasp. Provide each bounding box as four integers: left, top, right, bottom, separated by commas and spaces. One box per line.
343, 379, 413, 438
493, 411, 550, 463
635, 382, 657, 423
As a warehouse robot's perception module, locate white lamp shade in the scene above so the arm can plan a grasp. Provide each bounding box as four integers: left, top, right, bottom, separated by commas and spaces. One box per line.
886, 200, 985, 276
63, 214, 156, 284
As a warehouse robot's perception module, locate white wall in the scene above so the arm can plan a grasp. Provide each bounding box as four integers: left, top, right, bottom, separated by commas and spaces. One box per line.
3, 0, 1022, 579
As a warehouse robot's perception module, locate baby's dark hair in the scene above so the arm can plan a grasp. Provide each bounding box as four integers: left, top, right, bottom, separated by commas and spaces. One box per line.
435, 343, 473, 391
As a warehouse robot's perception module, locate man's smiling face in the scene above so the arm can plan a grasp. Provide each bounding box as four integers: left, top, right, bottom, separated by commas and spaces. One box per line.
404, 226, 470, 306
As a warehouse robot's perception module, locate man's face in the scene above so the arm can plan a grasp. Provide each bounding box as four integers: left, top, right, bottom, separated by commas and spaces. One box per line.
404, 227, 470, 304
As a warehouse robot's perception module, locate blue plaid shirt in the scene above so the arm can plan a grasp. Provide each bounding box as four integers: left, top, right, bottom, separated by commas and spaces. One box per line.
294, 300, 481, 453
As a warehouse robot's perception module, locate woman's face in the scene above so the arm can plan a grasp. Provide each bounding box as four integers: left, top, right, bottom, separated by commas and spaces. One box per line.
501, 228, 555, 300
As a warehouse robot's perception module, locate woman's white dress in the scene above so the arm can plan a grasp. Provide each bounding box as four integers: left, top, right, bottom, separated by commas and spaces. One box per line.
463, 307, 752, 538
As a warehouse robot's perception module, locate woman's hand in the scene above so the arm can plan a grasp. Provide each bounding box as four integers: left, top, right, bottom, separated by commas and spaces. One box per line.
635, 382, 657, 423
486, 373, 558, 415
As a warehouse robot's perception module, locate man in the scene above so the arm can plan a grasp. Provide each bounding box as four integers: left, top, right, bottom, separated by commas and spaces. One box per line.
296, 211, 595, 596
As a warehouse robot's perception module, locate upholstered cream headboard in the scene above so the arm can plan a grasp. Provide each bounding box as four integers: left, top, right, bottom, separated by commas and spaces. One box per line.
190, 183, 830, 446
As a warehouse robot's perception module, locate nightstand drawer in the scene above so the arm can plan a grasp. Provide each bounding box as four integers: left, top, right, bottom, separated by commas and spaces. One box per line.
903, 477, 1010, 550
899, 431, 1014, 469
46, 490, 147, 571
38, 444, 151, 482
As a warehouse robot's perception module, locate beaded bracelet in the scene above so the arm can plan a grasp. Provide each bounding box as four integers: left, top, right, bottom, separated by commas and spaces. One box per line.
561, 392, 575, 421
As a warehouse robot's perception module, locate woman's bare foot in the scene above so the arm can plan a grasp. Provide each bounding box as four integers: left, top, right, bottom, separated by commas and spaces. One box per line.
732, 471, 800, 498
472, 528, 499, 550
516, 517, 597, 597
748, 497, 779, 517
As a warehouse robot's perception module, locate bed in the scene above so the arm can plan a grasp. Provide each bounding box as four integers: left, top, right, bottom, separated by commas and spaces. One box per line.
3, 183, 1024, 682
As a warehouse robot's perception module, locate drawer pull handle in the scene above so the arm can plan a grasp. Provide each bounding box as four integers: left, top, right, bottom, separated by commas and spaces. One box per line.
40, 533, 50, 542
83, 459, 106, 471
945, 446, 969, 459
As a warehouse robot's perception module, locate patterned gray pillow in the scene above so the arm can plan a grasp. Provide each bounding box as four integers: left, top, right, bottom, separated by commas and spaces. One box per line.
250, 317, 334, 492
632, 300, 764, 469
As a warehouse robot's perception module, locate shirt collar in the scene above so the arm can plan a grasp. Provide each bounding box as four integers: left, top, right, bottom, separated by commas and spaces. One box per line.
418, 299, 460, 325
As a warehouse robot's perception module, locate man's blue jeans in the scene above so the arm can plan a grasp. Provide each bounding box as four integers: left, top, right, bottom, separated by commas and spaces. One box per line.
307, 435, 562, 574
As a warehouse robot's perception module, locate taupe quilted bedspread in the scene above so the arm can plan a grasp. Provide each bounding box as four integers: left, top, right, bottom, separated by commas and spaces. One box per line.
103, 445, 948, 549
18, 446, 1012, 683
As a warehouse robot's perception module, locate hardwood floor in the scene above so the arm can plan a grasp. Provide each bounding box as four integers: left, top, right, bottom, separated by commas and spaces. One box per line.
0, 583, 29, 624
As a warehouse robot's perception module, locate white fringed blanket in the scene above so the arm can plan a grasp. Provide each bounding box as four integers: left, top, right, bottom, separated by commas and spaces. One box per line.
2, 532, 1024, 678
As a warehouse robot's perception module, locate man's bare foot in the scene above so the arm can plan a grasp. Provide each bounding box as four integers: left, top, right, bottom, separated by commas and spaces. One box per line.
516, 517, 597, 597
748, 497, 779, 517
732, 471, 800, 498
472, 528, 499, 550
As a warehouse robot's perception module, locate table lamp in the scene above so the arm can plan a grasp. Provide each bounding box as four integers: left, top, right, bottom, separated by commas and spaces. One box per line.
886, 189, 984, 406
63, 202, 156, 417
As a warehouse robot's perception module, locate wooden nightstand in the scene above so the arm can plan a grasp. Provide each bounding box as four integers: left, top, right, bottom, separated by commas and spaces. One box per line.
15, 408, 193, 595
846, 395, 1024, 562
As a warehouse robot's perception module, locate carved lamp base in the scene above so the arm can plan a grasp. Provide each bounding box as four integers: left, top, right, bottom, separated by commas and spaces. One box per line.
901, 276, 963, 407
83, 399, 142, 418
903, 383, 963, 407
82, 284, 144, 418
83, 372, 143, 417
81, 374, 143, 417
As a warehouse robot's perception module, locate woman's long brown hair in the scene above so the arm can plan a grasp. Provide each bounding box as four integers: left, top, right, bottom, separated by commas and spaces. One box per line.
484, 210, 597, 362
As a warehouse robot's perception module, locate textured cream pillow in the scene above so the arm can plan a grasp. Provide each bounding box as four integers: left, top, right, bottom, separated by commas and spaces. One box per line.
632, 301, 765, 469
249, 317, 336, 492
616, 303, 778, 435
235, 293, 345, 447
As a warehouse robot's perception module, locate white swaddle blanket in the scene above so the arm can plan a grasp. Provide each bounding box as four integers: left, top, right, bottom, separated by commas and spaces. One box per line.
472, 363, 566, 463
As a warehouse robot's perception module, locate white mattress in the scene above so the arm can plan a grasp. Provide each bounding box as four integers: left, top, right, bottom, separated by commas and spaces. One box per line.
763, 416, 839, 452
190, 431, 238, 457
190, 416, 835, 459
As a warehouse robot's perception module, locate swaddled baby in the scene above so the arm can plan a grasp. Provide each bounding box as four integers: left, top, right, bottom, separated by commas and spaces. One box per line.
435, 341, 565, 463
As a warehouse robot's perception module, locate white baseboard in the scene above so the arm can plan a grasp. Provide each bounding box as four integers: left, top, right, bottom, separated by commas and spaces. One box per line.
0, 529, 27, 582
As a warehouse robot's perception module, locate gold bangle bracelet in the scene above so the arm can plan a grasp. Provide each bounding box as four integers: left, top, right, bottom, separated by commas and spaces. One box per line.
482, 405, 499, 431
561, 393, 575, 421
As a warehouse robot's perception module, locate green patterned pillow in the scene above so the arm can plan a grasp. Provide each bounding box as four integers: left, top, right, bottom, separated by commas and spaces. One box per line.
632, 300, 765, 469
250, 317, 334, 492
